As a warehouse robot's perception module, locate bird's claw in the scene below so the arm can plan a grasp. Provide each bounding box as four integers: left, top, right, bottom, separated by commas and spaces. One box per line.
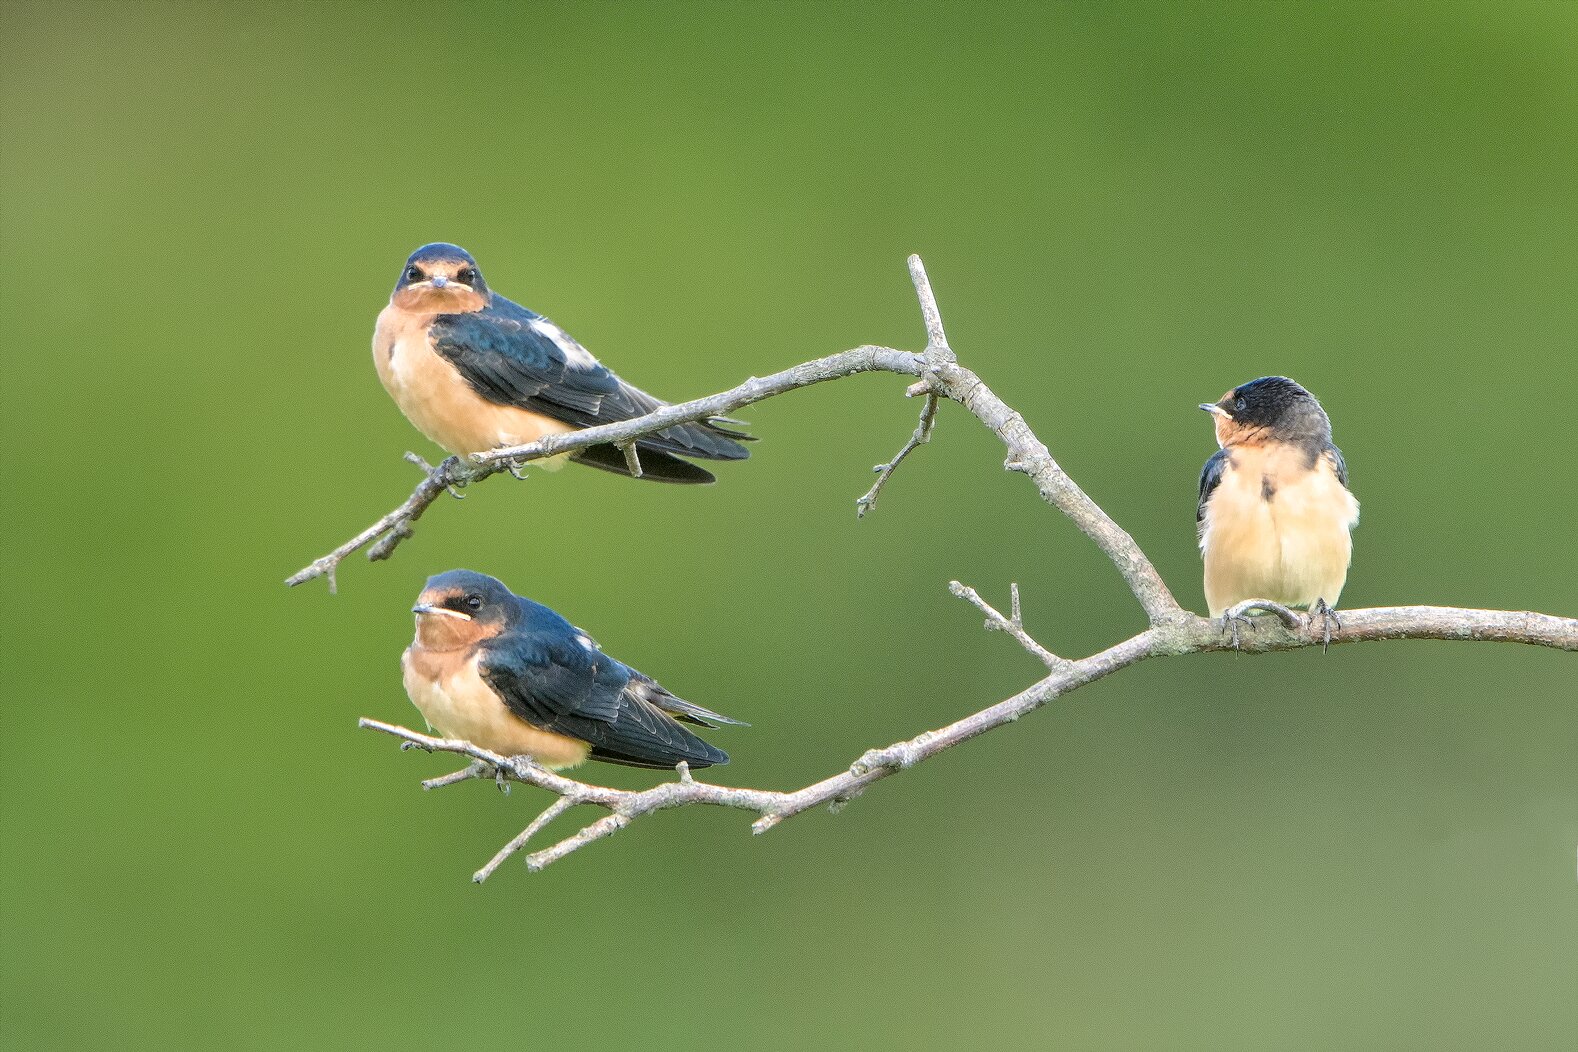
1219, 610, 1257, 651
493, 764, 511, 794
505, 459, 529, 481
1309, 599, 1341, 652
410, 454, 468, 498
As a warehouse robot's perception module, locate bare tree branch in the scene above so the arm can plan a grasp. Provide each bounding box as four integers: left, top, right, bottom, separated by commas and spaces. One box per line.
341, 255, 1574, 878
286, 345, 925, 591
364, 599, 1573, 878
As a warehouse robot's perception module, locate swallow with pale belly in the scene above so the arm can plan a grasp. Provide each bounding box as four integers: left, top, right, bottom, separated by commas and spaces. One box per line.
1197, 376, 1359, 644
402, 570, 743, 769
374, 243, 752, 482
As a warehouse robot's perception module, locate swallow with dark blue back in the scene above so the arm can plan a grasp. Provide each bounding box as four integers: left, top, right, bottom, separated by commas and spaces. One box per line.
374, 244, 751, 482
402, 570, 744, 770
1197, 376, 1359, 646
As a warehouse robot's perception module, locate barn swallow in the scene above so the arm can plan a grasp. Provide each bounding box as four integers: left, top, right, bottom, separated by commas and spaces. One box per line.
402, 570, 744, 770
1197, 376, 1359, 643
373, 243, 751, 483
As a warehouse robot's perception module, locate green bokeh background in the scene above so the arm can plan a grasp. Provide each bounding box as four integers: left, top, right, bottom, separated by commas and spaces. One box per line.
3, 2, 1575, 1048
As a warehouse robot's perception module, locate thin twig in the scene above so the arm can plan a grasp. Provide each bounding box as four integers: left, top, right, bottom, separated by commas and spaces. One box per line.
856, 393, 939, 517
907, 254, 954, 365
421, 762, 487, 790
949, 580, 1069, 670
616, 442, 643, 479
850, 255, 954, 517
475, 797, 574, 883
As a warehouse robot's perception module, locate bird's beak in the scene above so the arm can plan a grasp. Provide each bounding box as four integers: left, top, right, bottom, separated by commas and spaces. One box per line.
1199, 403, 1230, 418
412, 602, 471, 621
430, 274, 449, 289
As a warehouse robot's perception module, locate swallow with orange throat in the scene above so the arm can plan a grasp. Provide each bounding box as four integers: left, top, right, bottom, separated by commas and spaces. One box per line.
374, 243, 752, 482
1197, 376, 1359, 645
402, 570, 744, 770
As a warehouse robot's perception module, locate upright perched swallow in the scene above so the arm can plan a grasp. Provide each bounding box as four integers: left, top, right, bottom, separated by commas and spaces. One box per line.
373, 243, 751, 483
402, 570, 743, 770
1197, 377, 1359, 637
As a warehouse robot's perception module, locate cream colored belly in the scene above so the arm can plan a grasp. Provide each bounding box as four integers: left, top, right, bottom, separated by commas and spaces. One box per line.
373, 305, 577, 460
401, 650, 591, 769
1201, 464, 1358, 616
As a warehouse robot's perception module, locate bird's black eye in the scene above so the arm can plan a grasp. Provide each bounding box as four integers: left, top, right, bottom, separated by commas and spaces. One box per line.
458, 268, 477, 285
463, 593, 484, 612
1234, 397, 1247, 413
405, 266, 423, 282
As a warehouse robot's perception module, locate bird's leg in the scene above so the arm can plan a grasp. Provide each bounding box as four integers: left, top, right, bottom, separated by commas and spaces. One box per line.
1309, 598, 1342, 652
1220, 599, 1304, 651
1219, 609, 1257, 651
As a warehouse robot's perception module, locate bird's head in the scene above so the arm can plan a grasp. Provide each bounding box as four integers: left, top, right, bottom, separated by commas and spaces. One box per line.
411, 569, 515, 649
1199, 376, 1331, 448
391, 243, 489, 314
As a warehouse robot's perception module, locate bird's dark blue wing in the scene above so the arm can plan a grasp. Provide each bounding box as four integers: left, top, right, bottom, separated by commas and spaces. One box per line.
1324, 442, 1349, 488
429, 295, 751, 471
429, 298, 619, 418
1197, 448, 1230, 523
477, 611, 730, 769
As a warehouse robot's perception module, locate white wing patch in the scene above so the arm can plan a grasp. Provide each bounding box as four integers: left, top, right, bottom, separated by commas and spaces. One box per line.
530, 318, 599, 371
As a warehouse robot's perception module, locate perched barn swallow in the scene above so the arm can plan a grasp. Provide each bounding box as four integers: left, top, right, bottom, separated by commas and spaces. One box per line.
373, 243, 751, 483
402, 570, 743, 770
1197, 377, 1359, 641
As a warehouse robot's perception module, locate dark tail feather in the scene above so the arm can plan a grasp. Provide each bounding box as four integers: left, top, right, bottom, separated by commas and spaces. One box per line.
589, 740, 729, 770
640, 682, 748, 728
571, 443, 718, 484
581, 683, 738, 769
638, 419, 752, 462
697, 417, 756, 447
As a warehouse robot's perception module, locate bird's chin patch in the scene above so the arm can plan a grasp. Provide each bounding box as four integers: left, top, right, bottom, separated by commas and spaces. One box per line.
1214, 412, 1237, 448
1201, 404, 1261, 448
393, 285, 487, 314
413, 608, 490, 650
1216, 417, 1271, 448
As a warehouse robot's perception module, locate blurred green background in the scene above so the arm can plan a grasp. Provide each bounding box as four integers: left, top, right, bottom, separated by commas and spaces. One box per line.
3, 1, 1575, 1048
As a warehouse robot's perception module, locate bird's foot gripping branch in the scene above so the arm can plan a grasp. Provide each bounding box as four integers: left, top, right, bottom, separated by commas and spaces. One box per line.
331, 256, 1573, 879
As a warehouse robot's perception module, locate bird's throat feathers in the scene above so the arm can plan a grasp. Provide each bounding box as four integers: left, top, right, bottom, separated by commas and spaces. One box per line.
413, 608, 501, 652
1214, 414, 1270, 449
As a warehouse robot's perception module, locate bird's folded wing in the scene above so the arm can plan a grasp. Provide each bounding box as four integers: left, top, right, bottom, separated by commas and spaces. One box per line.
1324, 442, 1349, 488
478, 635, 728, 769
1197, 447, 1230, 523
431, 297, 750, 461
